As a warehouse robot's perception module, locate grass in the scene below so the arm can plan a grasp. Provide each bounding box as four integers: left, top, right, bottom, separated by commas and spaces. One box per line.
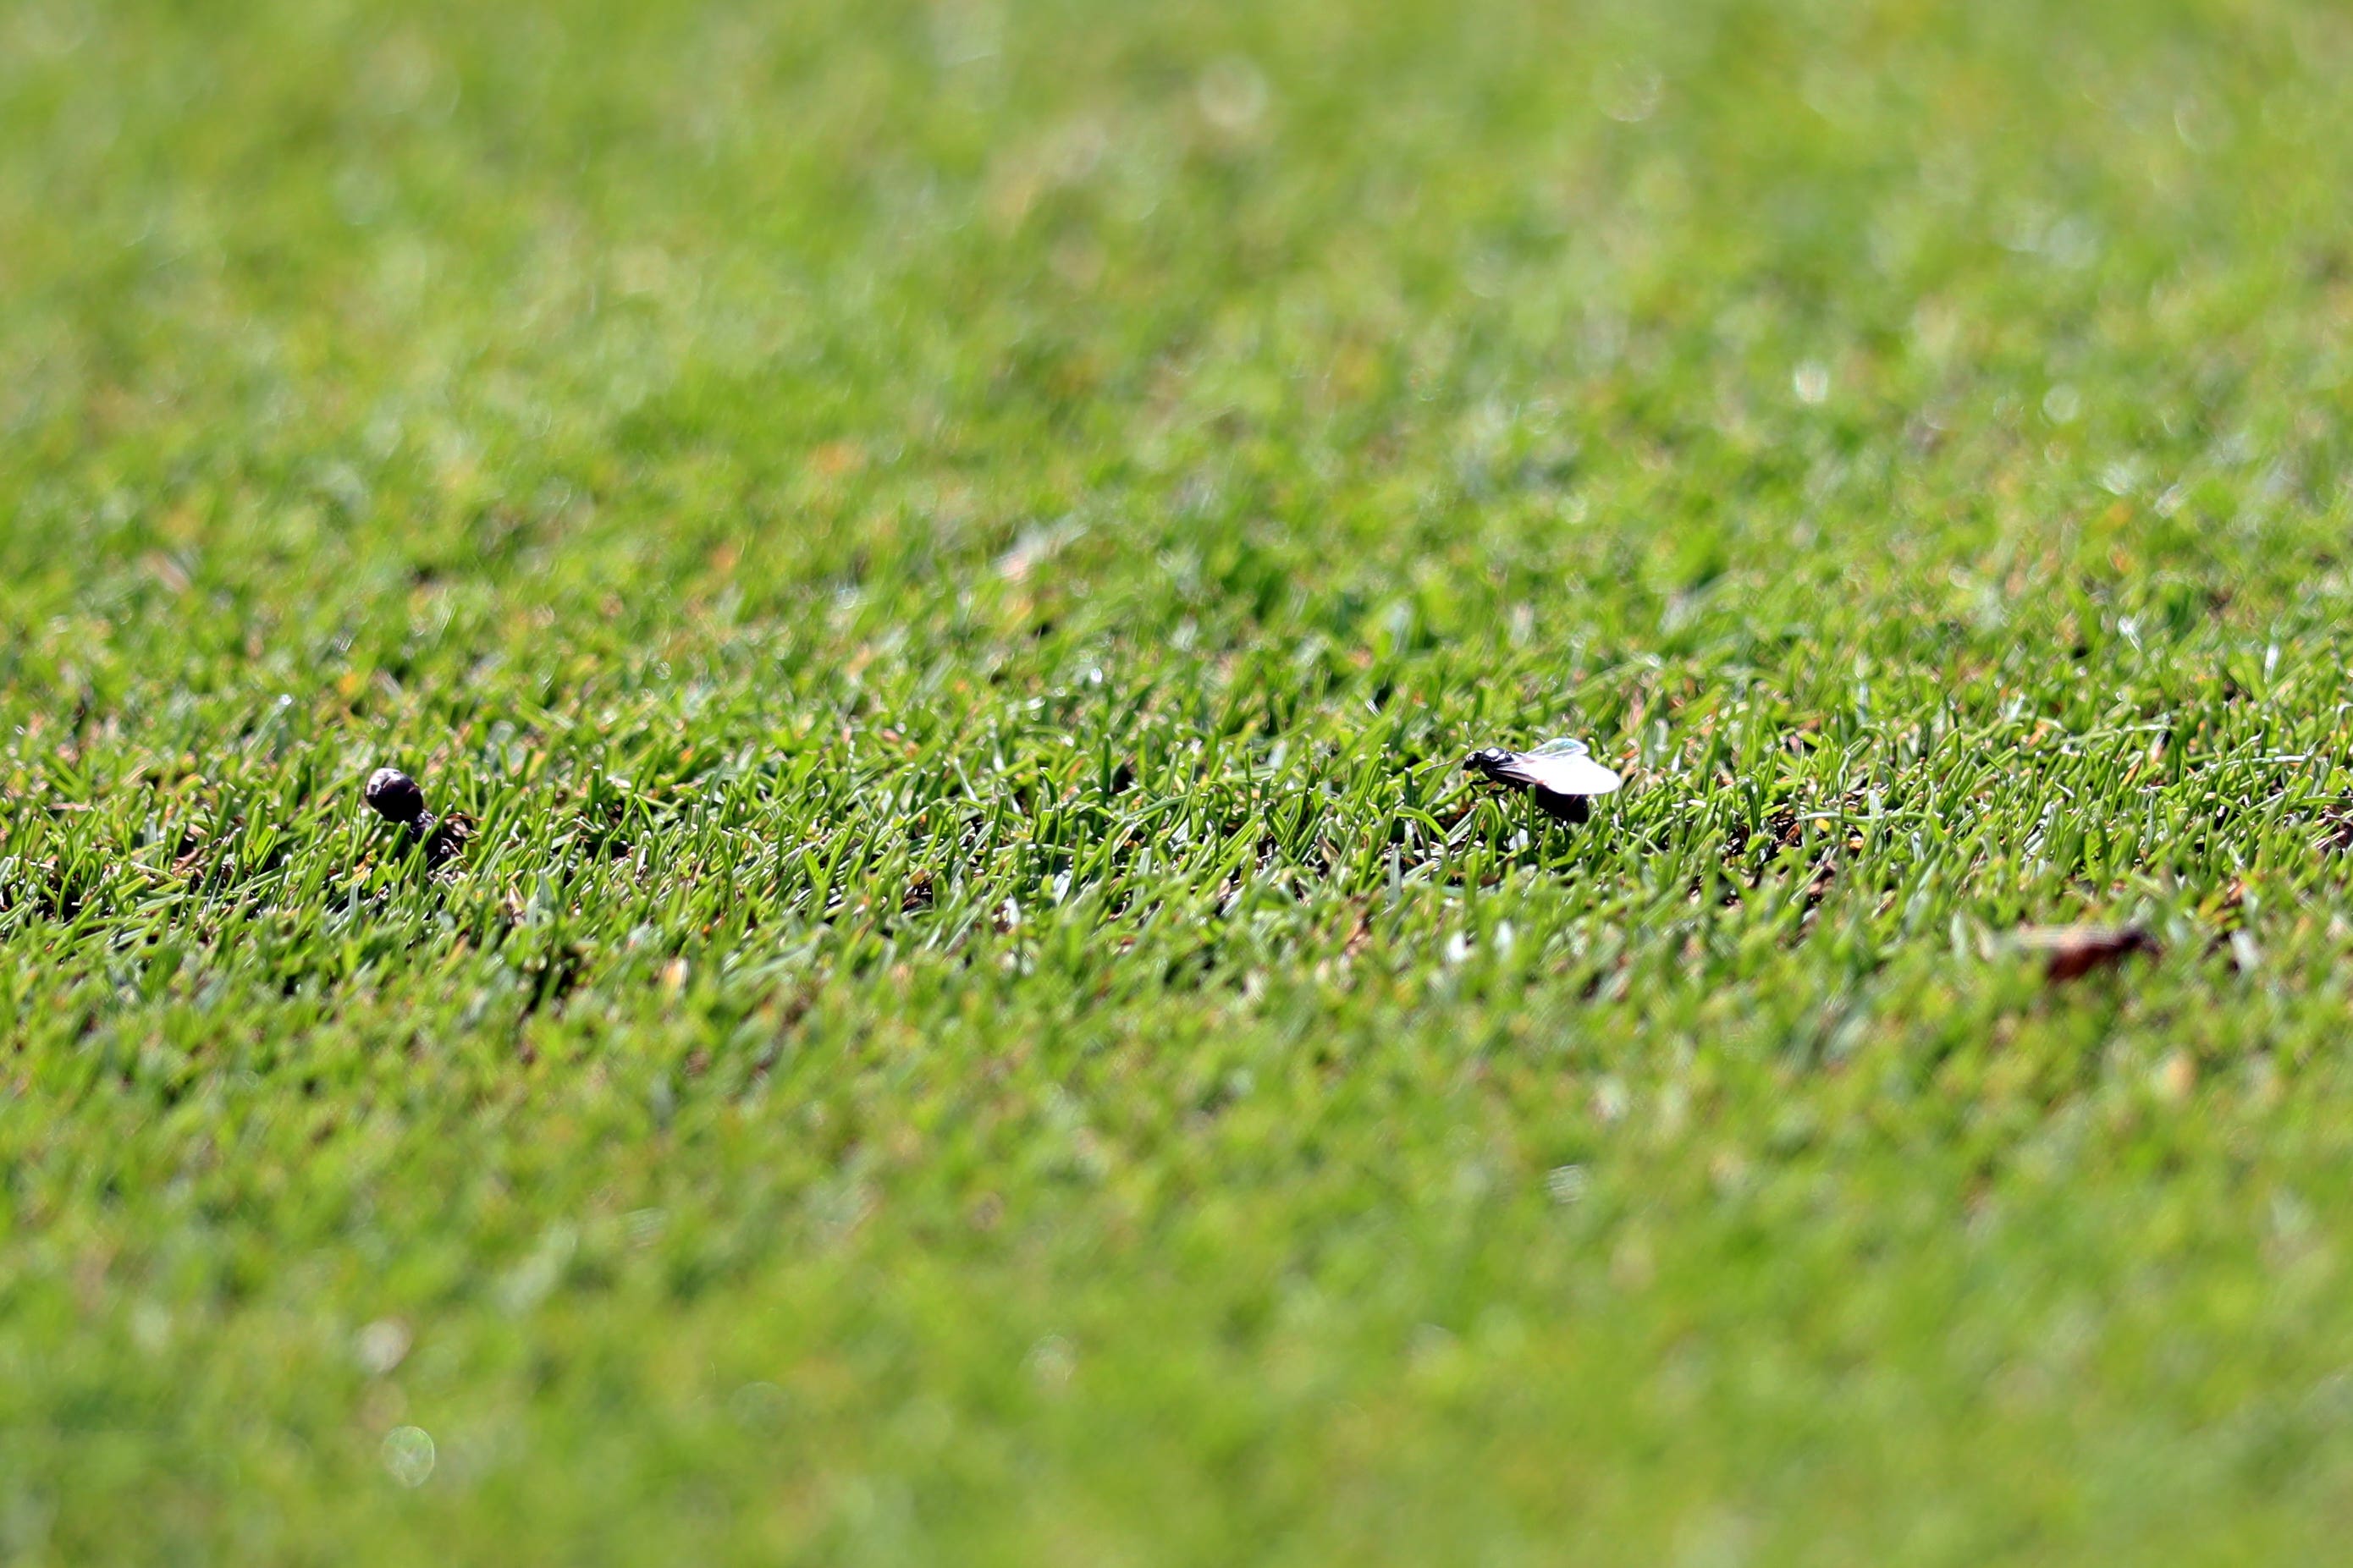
8, 0, 2353, 1560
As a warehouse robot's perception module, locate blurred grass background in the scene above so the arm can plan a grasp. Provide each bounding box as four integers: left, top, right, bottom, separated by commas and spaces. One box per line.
8, 0, 2353, 1562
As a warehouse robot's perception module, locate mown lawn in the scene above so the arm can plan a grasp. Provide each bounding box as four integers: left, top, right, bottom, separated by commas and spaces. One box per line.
8, 0, 2353, 1560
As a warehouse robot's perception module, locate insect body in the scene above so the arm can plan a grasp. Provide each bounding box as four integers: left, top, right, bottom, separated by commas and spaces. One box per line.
1465, 738, 1622, 823
365, 767, 430, 828
363, 766, 474, 869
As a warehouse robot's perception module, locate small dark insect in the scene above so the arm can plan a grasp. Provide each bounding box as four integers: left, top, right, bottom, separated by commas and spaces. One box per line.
2017, 923, 2158, 982
1466, 738, 1623, 824
364, 766, 471, 870
364, 767, 428, 826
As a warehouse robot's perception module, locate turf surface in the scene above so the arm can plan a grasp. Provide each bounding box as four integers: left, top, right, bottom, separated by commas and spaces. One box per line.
8, 0, 2353, 1560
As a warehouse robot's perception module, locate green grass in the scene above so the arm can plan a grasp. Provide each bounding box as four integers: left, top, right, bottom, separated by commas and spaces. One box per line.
8, 0, 2353, 1560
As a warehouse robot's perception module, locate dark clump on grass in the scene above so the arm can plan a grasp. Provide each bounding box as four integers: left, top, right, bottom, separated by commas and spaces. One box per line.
363, 767, 472, 871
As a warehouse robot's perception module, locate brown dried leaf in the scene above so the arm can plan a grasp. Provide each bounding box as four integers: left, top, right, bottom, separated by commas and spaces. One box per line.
2016, 923, 2158, 983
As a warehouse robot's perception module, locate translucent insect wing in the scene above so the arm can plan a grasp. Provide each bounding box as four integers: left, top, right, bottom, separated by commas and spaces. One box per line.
1513, 739, 1621, 795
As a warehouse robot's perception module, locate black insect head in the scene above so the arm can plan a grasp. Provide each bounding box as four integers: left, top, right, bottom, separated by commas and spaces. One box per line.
365, 767, 429, 826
